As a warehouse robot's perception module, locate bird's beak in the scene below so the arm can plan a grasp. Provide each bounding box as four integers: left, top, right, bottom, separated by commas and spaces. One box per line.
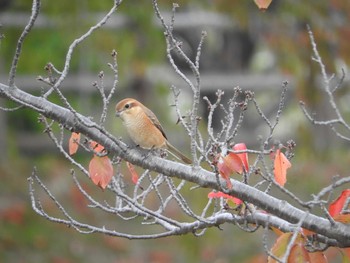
115, 111, 121, 117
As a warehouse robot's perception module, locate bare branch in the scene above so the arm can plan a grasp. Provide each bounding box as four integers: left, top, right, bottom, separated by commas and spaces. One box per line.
0, 105, 23, 111
8, 0, 41, 87
299, 26, 350, 141
44, 1, 123, 131
2, 1, 350, 257
152, 0, 203, 165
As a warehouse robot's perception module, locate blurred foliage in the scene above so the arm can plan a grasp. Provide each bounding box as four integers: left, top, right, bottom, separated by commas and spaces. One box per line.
2, 0, 166, 75
1, 0, 350, 262
1, 143, 349, 262
215, 0, 350, 102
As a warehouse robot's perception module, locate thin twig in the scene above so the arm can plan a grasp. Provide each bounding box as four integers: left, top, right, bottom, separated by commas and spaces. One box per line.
8, 0, 41, 87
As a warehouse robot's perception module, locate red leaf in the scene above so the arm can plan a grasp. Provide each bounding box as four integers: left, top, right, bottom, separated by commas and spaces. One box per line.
274, 149, 291, 187
254, 0, 272, 11
301, 228, 315, 237
89, 155, 113, 189
217, 155, 234, 189
69, 132, 80, 155
126, 161, 139, 185
291, 243, 327, 263
224, 153, 244, 174
329, 189, 350, 220
216, 143, 249, 189
70, 185, 90, 214
89, 141, 105, 154
208, 191, 243, 205
233, 143, 249, 172
0, 203, 26, 225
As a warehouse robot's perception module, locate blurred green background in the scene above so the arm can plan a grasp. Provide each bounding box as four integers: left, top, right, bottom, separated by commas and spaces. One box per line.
1, 0, 350, 262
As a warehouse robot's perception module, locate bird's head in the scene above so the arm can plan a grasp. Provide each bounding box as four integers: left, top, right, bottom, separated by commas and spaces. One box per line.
115, 98, 143, 120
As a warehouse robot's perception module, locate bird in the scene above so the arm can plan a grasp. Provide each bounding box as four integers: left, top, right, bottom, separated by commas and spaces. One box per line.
115, 98, 192, 164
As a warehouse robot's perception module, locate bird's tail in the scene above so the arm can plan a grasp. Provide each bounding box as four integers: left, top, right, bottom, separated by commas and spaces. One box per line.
166, 141, 192, 164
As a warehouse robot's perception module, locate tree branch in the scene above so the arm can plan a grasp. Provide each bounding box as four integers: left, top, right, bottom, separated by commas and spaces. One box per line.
8, 0, 41, 88
1, 81, 350, 246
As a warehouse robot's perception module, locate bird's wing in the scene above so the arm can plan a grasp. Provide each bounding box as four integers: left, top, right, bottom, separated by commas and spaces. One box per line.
142, 105, 168, 140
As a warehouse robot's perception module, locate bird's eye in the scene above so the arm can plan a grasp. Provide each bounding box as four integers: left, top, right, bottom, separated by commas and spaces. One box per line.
125, 103, 130, 109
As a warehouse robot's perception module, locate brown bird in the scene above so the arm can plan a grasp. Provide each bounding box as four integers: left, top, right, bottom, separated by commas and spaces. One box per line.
115, 98, 192, 164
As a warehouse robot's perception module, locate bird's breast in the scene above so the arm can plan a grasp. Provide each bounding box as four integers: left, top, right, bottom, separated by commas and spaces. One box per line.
123, 112, 166, 149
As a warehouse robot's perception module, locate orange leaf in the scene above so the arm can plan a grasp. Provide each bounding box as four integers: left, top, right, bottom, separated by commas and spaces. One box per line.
270, 226, 284, 237
69, 132, 81, 155
89, 141, 105, 154
268, 232, 293, 262
89, 155, 113, 189
126, 161, 139, 185
208, 191, 243, 205
308, 251, 328, 263
244, 254, 267, 263
233, 143, 249, 172
342, 248, 350, 262
254, 0, 272, 11
301, 228, 315, 237
289, 243, 310, 263
329, 189, 350, 219
217, 155, 234, 189
332, 214, 350, 224
274, 149, 291, 187
269, 232, 326, 263
269, 233, 304, 263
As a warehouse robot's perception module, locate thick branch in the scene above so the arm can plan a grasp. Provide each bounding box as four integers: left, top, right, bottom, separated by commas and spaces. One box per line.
1, 82, 350, 247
